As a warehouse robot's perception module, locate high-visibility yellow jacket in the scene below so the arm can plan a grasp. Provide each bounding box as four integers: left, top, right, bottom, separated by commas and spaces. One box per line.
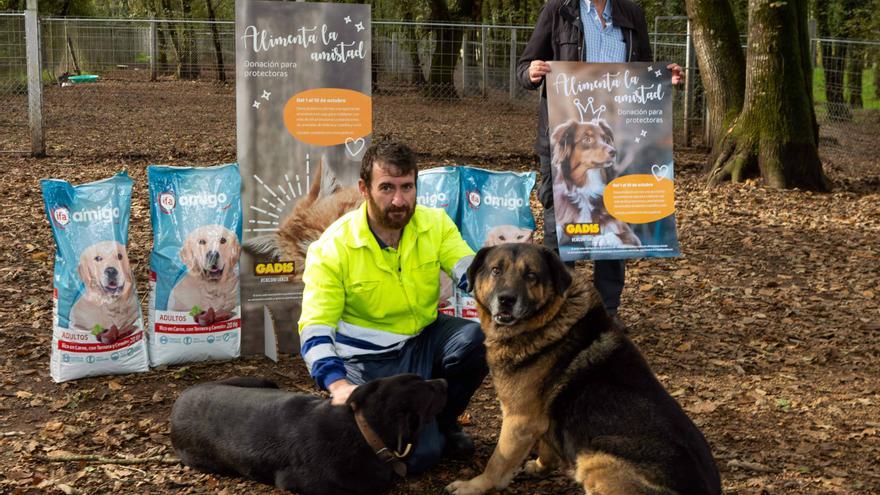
298, 203, 474, 389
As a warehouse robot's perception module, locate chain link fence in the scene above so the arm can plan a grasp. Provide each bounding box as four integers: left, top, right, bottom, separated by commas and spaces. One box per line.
41, 17, 236, 82
373, 21, 535, 101
652, 16, 699, 145
1, 14, 877, 156
0, 12, 28, 153
813, 38, 880, 138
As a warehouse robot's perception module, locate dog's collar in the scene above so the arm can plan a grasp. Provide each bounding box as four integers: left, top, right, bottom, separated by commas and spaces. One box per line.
351, 405, 410, 477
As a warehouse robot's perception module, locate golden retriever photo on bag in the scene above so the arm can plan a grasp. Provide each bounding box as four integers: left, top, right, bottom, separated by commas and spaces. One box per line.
446, 243, 721, 495
551, 119, 641, 248
167, 224, 241, 319
482, 224, 534, 247
69, 240, 140, 343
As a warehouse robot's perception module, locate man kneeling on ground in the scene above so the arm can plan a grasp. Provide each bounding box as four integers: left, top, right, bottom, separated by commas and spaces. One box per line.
297, 141, 488, 473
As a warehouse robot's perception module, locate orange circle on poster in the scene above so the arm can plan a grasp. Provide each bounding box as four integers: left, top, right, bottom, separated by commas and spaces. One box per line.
604, 174, 675, 224
283, 88, 372, 146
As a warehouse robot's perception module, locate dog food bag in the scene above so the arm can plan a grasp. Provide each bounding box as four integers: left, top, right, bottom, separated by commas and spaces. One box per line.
417, 166, 460, 223
147, 164, 243, 367
417, 166, 461, 316
458, 166, 537, 321
41, 172, 150, 383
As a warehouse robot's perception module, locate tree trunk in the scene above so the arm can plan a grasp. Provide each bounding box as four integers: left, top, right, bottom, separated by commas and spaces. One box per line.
684, 0, 746, 159
157, 24, 171, 75
178, 0, 200, 80
426, 25, 462, 98
205, 0, 226, 83
707, 0, 828, 191
424, 0, 477, 99
847, 45, 864, 109
403, 12, 426, 87
159, 0, 184, 77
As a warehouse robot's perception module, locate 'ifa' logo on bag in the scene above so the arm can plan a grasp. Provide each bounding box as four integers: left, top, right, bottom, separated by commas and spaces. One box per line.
158, 191, 176, 214
52, 207, 71, 227
466, 190, 482, 209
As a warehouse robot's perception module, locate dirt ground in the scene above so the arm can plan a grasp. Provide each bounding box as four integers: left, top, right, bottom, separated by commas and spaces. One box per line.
1, 80, 879, 495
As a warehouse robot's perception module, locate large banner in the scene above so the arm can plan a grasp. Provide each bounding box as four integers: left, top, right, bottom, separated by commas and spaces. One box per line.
236, 0, 371, 356
546, 62, 680, 262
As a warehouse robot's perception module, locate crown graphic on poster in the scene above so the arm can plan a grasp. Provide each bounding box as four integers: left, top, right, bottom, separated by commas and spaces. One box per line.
574, 97, 606, 123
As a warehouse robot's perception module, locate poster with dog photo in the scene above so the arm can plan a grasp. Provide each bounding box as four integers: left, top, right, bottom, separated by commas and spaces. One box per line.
546, 61, 680, 262
236, 0, 371, 356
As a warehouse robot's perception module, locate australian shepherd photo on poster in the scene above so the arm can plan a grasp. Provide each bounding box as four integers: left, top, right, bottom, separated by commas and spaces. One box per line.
547, 61, 680, 262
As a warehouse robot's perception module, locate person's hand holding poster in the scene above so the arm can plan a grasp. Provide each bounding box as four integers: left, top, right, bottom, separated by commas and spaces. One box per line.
546, 62, 680, 262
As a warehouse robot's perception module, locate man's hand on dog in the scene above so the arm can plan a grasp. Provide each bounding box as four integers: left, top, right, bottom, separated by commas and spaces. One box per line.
530, 60, 683, 85
328, 379, 358, 406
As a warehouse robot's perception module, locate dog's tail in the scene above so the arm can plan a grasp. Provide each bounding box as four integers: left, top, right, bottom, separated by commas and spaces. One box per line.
574, 452, 673, 495
242, 234, 282, 260
215, 377, 280, 389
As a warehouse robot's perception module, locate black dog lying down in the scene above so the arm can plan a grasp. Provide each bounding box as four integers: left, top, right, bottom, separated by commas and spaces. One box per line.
170, 374, 448, 495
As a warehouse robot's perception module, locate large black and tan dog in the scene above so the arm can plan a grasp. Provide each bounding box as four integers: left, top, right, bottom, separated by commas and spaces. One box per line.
446, 244, 720, 495
171, 374, 447, 495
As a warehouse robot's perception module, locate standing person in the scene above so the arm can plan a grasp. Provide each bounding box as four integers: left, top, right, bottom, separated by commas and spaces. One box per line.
297, 141, 488, 474
516, 0, 682, 320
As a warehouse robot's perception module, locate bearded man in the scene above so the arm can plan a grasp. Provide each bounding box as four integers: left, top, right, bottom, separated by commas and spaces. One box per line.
297, 141, 487, 473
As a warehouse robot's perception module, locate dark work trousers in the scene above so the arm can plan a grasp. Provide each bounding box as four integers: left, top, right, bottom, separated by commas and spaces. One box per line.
538, 154, 626, 314
343, 314, 488, 474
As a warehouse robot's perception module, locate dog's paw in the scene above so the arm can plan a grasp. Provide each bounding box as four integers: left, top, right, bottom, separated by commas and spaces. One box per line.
445, 479, 486, 495
522, 459, 545, 476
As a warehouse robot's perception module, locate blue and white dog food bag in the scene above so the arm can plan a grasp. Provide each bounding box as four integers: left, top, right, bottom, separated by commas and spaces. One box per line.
417, 166, 460, 223
458, 166, 537, 321
417, 166, 461, 316
147, 164, 242, 366
41, 172, 149, 382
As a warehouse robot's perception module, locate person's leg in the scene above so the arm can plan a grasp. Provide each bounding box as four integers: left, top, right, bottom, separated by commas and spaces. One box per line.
593, 259, 626, 315
419, 314, 488, 429
538, 154, 559, 252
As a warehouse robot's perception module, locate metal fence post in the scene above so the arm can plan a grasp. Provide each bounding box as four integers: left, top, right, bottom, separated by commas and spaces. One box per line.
150, 19, 158, 81
391, 31, 398, 78
462, 30, 468, 96
683, 19, 694, 147
25, 0, 45, 156
481, 25, 488, 97
509, 28, 517, 100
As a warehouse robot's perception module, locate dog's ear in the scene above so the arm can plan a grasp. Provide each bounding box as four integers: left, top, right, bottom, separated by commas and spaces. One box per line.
597, 119, 614, 145
178, 240, 197, 273
346, 379, 379, 410
550, 120, 577, 165
116, 244, 134, 298
465, 247, 494, 294
77, 257, 94, 289
220, 231, 241, 282
540, 246, 572, 295
226, 231, 242, 265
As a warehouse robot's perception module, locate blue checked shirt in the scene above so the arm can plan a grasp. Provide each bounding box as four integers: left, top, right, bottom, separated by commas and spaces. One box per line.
580, 0, 628, 63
